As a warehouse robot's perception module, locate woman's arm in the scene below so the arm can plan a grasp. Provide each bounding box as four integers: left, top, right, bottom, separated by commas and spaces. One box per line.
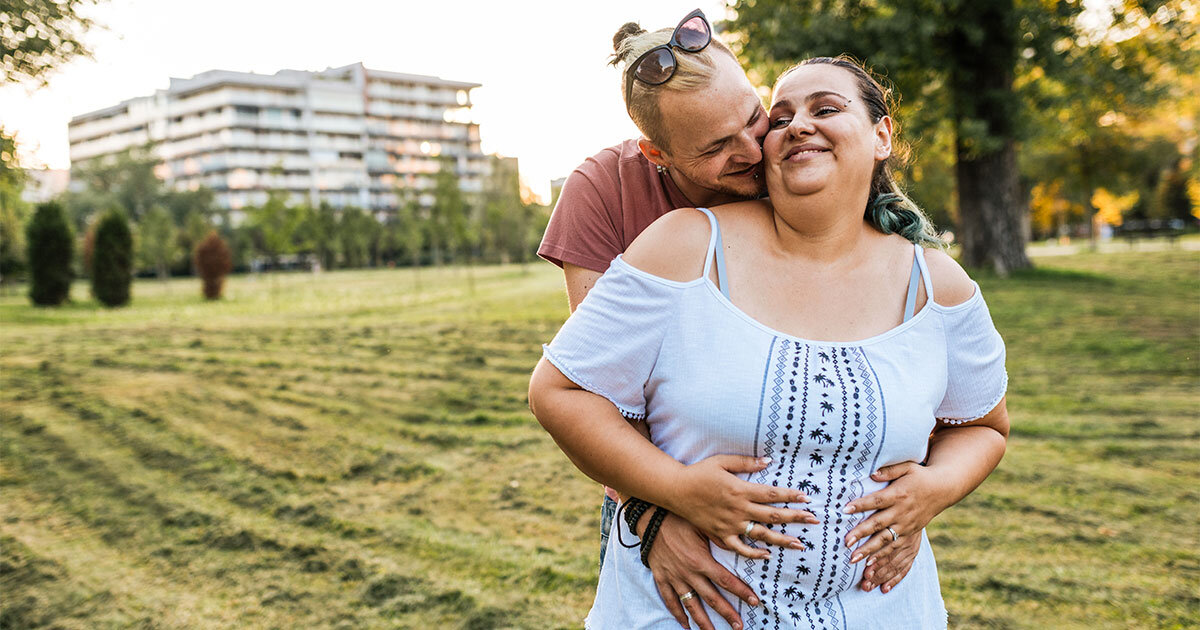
842, 397, 1008, 591
529, 358, 817, 557
843, 246, 1010, 591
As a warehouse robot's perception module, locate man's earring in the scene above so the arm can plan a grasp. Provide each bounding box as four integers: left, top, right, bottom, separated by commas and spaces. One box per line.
656, 164, 667, 174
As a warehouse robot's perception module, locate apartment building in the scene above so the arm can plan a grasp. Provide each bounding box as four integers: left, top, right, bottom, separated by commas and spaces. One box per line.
67, 62, 483, 216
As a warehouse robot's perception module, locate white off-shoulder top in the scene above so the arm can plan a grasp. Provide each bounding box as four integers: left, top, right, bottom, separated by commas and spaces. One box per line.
542, 208, 1007, 630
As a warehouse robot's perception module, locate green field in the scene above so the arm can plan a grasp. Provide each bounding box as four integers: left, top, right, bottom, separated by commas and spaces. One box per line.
1, 250, 1197, 629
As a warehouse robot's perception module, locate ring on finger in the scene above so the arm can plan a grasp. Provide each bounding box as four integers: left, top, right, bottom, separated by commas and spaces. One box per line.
743, 521, 756, 537
679, 591, 697, 603
885, 526, 899, 542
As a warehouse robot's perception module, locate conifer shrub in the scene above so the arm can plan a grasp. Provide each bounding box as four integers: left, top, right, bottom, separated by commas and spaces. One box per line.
193, 231, 232, 300
25, 201, 74, 306
91, 210, 133, 307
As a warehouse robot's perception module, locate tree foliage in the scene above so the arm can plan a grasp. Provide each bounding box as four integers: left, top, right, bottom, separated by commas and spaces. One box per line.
1, 0, 101, 85
725, 0, 1196, 268
0, 129, 27, 284
25, 200, 72, 305
138, 204, 177, 280
91, 209, 131, 306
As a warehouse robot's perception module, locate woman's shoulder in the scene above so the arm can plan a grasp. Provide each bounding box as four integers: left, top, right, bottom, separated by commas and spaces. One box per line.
623, 207, 712, 282
624, 201, 772, 282
920, 247, 978, 308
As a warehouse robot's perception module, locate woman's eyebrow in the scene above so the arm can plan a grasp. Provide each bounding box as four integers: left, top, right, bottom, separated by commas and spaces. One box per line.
805, 90, 850, 103
774, 90, 851, 111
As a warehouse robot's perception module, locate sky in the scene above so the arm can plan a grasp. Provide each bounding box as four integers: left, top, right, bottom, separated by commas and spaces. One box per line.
0, 0, 731, 202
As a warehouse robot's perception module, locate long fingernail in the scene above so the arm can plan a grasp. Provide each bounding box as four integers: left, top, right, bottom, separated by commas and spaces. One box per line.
845, 536, 857, 548
850, 553, 862, 563
759, 457, 772, 465
843, 504, 856, 514
750, 595, 760, 606
866, 556, 875, 567
790, 541, 805, 550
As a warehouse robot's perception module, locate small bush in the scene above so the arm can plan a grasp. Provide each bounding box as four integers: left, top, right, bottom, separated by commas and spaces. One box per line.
193, 231, 232, 300
91, 210, 133, 307
25, 201, 74, 306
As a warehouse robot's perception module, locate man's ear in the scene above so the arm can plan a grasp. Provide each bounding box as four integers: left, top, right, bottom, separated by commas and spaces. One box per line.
874, 116, 894, 161
637, 138, 671, 168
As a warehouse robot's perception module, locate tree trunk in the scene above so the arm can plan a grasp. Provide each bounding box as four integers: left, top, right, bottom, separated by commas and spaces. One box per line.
955, 139, 1031, 273
948, 0, 1032, 274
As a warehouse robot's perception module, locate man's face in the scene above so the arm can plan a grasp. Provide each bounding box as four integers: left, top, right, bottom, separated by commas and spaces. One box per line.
656, 53, 769, 199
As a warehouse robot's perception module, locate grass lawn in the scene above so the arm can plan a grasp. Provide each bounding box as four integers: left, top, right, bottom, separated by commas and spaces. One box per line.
1, 250, 1196, 629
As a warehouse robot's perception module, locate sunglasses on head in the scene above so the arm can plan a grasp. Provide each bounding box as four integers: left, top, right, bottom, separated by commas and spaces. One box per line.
623, 8, 713, 109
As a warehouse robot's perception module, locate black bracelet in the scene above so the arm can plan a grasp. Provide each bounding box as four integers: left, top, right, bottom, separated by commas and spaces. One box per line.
639, 506, 670, 567
623, 498, 652, 536
616, 498, 651, 549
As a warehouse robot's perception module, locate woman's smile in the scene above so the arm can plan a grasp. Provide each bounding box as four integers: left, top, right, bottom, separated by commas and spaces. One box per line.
784, 142, 832, 162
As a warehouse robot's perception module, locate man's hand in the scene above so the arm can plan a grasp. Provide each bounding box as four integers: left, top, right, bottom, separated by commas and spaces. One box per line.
859, 530, 920, 593
841, 461, 952, 593
645, 513, 759, 630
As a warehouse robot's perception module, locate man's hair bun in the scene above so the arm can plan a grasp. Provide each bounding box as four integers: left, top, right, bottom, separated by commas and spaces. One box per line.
613, 22, 646, 53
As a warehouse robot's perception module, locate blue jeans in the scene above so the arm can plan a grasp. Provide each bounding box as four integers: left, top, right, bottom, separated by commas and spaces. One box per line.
599, 494, 617, 571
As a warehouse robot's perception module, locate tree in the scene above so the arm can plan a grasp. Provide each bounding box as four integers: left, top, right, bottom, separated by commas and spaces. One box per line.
1, 0, 101, 85
1018, 1, 1197, 242
394, 186, 427, 279
138, 204, 177, 280
249, 190, 305, 268
25, 201, 73, 305
177, 206, 214, 275
91, 210, 132, 306
726, 0, 1192, 272
71, 145, 162, 223
193, 231, 232, 300
300, 202, 339, 270
337, 206, 376, 268
0, 129, 28, 287
428, 158, 470, 266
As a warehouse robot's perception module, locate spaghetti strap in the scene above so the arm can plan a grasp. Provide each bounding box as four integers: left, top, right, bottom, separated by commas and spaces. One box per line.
914, 243, 934, 298
903, 244, 922, 322
694, 208, 730, 299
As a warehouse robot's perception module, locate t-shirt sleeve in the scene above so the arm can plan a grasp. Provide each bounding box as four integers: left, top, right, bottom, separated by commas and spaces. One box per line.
541, 259, 676, 420
538, 168, 624, 273
936, 285, 1008, 424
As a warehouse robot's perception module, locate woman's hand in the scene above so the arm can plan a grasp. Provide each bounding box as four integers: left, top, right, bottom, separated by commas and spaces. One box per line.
841, 461, 951, 592
668, 454, 820, 559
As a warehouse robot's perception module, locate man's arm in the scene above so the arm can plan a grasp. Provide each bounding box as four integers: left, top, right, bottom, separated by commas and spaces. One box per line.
564, 262, 603, 313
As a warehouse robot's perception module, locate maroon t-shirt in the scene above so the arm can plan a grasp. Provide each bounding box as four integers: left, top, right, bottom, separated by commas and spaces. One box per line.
539, 139, 693, 273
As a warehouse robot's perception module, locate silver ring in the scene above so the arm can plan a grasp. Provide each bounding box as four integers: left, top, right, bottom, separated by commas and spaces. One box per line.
886, 526, 899, 542
679, 591, 696, 603
743, 521, 756, 537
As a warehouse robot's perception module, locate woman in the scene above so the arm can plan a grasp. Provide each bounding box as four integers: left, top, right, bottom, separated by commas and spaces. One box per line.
529, 56, 1009, 629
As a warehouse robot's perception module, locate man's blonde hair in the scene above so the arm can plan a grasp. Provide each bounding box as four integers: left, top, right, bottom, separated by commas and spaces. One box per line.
610, 22, 738, 152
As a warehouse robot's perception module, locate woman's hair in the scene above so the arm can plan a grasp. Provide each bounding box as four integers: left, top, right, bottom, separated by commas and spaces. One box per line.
775, 55, 945, 248
610, 22, 738, 152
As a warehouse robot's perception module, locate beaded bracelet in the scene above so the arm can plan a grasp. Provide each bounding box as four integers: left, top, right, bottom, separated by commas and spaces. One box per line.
623, 498, 652, 536
639, 506, 670, 567
616, 497, 653, 549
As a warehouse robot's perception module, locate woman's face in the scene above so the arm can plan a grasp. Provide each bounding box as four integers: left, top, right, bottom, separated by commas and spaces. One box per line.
764, 64, 892, 201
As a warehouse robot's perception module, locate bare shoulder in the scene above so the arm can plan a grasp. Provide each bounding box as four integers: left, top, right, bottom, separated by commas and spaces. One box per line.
922, 247, 977, 307
623, 208, 713, 282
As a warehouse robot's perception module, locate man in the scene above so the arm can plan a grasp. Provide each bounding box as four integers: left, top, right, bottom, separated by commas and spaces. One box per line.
538, 13, 925, 630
